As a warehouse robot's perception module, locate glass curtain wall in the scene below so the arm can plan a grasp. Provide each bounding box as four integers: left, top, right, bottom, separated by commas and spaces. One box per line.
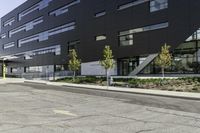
141, 29, 200, 74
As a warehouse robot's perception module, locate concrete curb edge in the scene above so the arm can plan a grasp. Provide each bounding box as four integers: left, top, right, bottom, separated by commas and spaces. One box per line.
23, 80, 200, 101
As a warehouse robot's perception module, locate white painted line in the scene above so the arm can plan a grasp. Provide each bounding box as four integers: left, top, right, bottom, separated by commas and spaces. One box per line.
53, 110, 77, 117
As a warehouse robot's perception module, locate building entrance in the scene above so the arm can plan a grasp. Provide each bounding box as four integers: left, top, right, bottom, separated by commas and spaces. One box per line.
118, 58, 139, 76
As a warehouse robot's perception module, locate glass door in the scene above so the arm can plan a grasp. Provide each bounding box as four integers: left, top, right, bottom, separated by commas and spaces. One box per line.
118, 58, 139, 76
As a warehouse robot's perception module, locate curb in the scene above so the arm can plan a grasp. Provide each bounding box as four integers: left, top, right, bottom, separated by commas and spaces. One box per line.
61, 85, 200, 101
23, 80, 200, 101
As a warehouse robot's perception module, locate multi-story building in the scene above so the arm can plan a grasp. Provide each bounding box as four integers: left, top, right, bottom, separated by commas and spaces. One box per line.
0, 0, 200, 78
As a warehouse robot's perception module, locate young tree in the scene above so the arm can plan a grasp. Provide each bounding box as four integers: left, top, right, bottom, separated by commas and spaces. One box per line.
155, 44, 172, 78
100, 45, 115, 86
68, 49, 81, 81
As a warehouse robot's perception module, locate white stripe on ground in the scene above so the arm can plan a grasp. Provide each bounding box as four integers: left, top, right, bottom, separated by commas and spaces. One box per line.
53, 110, 77, 117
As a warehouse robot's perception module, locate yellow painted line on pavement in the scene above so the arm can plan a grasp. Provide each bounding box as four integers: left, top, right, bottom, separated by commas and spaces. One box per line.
53, 110, 77, 117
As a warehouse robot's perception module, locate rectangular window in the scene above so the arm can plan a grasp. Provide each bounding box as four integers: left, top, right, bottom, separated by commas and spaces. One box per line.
49, 0, 80, 16
39, 31, 49, 41
119, 34, 134, 46
55, 65, 65, 71
18, 22, 76, 47
10, 68, 18, 73
19, 0, 53, 21
95, 35, 107, 41
118, 0, 149, 10
150, 0, 168, 12
95, 11, 106, 18
143, 22, 169, 31
68, 40, 80, 53
0, 33, 6, 39
3, 42, 15, 49
3, 17, 15, 27
9, 17, 43, 37
119, 22, 168, 46
25, 66, 43, 73
18, 34, 39, 47
119, 22, 168, 36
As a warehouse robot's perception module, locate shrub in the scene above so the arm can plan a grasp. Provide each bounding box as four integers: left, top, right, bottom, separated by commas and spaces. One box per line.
57, 76, 106, 84
57, 76, 200, 92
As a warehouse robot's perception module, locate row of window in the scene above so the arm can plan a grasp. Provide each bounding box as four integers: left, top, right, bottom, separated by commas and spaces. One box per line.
4, 45, 60, 61
10, 65, 67, 74
2, 21, 168, 51
94, 0, 168, 18
24, 65, 54, 73
2, 0, 167, 29
10, 65, 57, 74
24, 45, 61, 60
3, 42, 15, 49
2, 0, 53, 28
118, 0, 168, 12
10, 65, 54, 73
119, 22, 169, 46
9, 17, 44, 38
19, 0, 53, 21
18, 22, 76, 47
1, 0, 80, 39
94, 22, 168, 45
118, 0, 149, 10
49, 0, 80, 16
94, 22, 169, 44
2, 22, 75, 50
1, 0, 167, 43
3, 0, 80, 28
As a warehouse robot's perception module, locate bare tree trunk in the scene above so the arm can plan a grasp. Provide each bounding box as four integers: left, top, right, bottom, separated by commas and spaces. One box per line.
106, 69, 109, 87
73, 71, 76, 82
162, 67, 165, 78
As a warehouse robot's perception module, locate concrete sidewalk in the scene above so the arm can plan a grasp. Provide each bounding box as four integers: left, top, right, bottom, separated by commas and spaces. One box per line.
1, 78, 200, 100
0, 78, 25, 84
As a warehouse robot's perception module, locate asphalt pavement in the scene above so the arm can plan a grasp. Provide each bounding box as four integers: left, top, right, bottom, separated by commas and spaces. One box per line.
0, 82, 199, 133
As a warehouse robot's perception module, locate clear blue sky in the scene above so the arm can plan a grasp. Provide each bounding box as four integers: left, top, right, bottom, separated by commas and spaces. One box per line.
0, 0, 27, 18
